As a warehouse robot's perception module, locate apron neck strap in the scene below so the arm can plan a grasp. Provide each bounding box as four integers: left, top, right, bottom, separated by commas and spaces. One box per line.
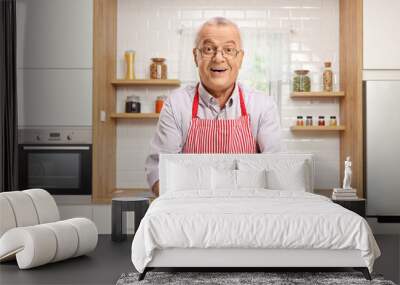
238, 85, 247, 116
192, 83, 200, 118
192, 83, 247, 118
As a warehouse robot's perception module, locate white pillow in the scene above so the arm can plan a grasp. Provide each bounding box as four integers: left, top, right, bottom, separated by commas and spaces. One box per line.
167, 162, 211, 191
266, 161, 308, 191
211, 168, 236, 190
237, 159, 311, 191
237, 169, 267, 189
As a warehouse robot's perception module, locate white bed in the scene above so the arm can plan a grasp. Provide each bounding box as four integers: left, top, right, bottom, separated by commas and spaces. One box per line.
131, 154, 380, 280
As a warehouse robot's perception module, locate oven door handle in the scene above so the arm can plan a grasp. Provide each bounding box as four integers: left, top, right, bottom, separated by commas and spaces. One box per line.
22, 146, 90, 150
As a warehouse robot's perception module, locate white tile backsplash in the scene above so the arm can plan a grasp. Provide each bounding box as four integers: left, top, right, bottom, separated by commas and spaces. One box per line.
116, 0, 340, 190
181, 10, 203, 19
226, 10, 246, 19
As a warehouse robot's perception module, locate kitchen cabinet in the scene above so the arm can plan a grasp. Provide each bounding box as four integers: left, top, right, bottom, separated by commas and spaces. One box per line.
17, 69, 92, 126
58, 204, 112, 234
16, 0, 92, 69
16, 0, 93, 127
58, 205, 92, 221
363, 0, 400, 70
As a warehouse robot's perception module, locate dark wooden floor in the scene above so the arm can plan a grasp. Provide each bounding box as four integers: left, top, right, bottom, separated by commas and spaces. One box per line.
0, 235, 134, 285
1, 234, 399, 285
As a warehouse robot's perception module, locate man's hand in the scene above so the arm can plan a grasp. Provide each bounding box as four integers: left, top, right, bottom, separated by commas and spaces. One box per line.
152, 181, 159, 197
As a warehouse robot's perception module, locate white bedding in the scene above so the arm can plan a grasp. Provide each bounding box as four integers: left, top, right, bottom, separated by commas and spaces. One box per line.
131, 190, 380, 273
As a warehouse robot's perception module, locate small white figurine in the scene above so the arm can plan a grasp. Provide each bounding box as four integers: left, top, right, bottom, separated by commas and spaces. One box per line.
342, 156, 352, 189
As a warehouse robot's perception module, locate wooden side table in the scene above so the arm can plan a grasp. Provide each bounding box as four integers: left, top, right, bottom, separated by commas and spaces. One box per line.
112, 197, 150, 242
332, 198, 366, 217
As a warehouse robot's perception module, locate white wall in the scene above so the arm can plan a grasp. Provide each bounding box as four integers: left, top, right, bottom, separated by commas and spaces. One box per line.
116, 0, 340, 190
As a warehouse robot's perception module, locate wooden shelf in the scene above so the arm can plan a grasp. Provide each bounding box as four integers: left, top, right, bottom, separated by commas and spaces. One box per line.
291, 91, 345, 98
110, 113, 159, 119
113, 188, 153, 197
113, 188, 155, 202
93, 188, 154, 204
291, 125, 346, 131
111, 79, 181, 86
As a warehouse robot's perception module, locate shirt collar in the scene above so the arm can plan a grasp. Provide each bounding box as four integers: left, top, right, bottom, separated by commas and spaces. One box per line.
198, 82, 238, 109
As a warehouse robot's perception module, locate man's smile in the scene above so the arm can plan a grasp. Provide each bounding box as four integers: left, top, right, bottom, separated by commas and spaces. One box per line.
210, 67, 228, 74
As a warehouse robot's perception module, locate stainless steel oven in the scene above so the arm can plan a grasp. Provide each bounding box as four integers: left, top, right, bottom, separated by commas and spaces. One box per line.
18, 128, 92, 195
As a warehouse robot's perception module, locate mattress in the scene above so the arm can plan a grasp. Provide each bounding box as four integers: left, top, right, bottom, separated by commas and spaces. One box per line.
131, 190, 380, 273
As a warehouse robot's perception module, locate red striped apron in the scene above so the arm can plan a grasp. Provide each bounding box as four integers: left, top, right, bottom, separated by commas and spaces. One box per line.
183, 84, 257, 153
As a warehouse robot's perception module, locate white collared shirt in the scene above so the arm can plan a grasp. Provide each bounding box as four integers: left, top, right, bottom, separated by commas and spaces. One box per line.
145, 82, 284, 188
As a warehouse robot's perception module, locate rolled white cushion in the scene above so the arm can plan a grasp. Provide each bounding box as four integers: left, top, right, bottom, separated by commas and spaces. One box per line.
0, 195, 17, 237
0, 219, 97, 269
23, 189, 60, 223
64, 218, 98, 257
0, 225, 57, 269
42, 221, 78, 262
1, 192, 39, 227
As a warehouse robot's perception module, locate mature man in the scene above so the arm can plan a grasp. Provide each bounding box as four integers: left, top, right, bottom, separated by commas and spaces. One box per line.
145, 17, 283, 196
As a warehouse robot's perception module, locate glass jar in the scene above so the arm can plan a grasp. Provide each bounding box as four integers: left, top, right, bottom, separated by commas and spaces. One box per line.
155, 96, 166, 113
329, 116, 337, 126
124, 50, 136, 80
296, 116, 304, 126
125, 95, 141, 113
318, 116, 325, 126
293, 70, 311, 92
323, 62, 333, 92
150, 58, 167, 79
306, 116, 313, 126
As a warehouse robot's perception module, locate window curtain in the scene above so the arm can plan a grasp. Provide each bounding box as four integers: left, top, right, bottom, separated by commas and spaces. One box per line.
178, 27, 289, 117
0, 0, 18, 192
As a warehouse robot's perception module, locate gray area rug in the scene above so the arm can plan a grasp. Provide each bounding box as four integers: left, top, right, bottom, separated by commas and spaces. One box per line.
116, 272, 397, 285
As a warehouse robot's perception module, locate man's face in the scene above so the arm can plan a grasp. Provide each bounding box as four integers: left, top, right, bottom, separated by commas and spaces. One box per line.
193, 24, 244, 95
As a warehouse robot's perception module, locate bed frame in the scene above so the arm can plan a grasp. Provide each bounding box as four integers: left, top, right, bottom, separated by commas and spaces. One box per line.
139, 154, 372, 281
139, 248, 371, 280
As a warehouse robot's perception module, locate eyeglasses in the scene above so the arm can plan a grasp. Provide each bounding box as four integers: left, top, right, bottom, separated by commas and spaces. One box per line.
195, 45, 242, 59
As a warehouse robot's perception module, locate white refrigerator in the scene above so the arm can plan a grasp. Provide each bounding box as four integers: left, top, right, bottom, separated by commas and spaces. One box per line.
364, 80, 400, 221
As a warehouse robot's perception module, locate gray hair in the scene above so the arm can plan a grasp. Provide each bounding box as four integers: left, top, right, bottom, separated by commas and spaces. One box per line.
194, 17, 243, 48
